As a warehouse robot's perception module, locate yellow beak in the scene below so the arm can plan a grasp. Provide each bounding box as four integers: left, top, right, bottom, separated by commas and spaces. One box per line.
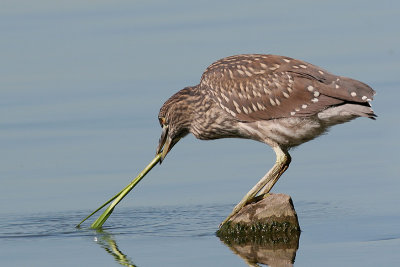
160, 136, 173, 162
156, 125, 175, 163
156, 125, 182, 163
156, 125, 168, 155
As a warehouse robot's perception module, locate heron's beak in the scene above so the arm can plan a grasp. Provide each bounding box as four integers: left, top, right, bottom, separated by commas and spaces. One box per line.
156, 125, 178, 163
157, 125, 168, 155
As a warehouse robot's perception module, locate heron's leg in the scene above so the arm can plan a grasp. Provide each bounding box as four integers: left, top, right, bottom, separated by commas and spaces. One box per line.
220, 146, 291, 227
257, 147, 291, 196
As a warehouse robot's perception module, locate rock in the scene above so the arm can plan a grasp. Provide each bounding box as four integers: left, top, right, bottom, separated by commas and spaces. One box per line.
216, 193, 300, 245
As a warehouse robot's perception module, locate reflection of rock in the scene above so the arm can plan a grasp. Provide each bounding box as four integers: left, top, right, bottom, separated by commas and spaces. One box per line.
224, 241, 299, 267
217, 193, 300, 266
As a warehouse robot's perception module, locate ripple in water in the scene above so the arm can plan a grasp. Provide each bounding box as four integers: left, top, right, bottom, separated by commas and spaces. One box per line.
0, 204, 232, 240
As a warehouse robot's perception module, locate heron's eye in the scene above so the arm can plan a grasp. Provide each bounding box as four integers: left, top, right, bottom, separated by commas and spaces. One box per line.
159, 117, 167, 127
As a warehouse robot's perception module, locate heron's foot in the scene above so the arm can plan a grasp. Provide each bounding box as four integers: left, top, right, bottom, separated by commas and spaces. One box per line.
249, 193, 271, 203
219, 204, 243, 228
219, 194, 272, 228
219, 197, 256, 227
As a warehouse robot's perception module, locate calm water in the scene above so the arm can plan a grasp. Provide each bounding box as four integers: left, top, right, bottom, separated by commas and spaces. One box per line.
1, 1, 399, 266
1, 202, 400, 266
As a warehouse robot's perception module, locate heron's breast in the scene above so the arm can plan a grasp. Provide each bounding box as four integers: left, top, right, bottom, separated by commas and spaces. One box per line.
237, 117, 328, 148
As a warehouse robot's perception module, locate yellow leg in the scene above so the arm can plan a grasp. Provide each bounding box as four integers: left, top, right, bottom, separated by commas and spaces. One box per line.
220, 146, 291, 227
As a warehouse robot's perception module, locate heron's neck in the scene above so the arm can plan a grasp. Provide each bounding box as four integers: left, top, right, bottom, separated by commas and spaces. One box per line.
168, 86, 206, 128
188, 86, 240, 140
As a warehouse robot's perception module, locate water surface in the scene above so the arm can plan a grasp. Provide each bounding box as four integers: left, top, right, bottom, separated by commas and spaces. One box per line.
1, 202, 399, 266
1, 1, 399, 266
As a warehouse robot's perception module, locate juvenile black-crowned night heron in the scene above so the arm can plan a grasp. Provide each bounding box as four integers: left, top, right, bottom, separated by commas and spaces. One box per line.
156, 54, 376, 225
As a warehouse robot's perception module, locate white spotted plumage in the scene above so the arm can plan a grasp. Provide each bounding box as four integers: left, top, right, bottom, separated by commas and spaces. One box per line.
199, 54, 375, 123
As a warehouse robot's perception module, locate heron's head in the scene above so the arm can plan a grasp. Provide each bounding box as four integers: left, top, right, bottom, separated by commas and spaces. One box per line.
156, 88, 194, 162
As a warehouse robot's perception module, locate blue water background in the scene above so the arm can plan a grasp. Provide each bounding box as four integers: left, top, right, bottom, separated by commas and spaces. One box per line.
1, 1, 399, 266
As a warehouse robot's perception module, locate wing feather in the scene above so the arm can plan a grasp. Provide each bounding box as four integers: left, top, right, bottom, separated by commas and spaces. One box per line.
200, 54, 375, 122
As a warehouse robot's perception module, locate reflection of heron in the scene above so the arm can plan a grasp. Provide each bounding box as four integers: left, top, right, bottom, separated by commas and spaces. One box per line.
94, 230, 136, 267
157, 54, 376, 225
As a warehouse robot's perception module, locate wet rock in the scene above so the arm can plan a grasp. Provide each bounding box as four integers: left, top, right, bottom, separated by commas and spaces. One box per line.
217, 193, 300, 245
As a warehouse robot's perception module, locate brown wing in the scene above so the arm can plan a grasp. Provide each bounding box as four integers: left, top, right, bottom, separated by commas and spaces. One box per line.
200, 54, 376, 122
